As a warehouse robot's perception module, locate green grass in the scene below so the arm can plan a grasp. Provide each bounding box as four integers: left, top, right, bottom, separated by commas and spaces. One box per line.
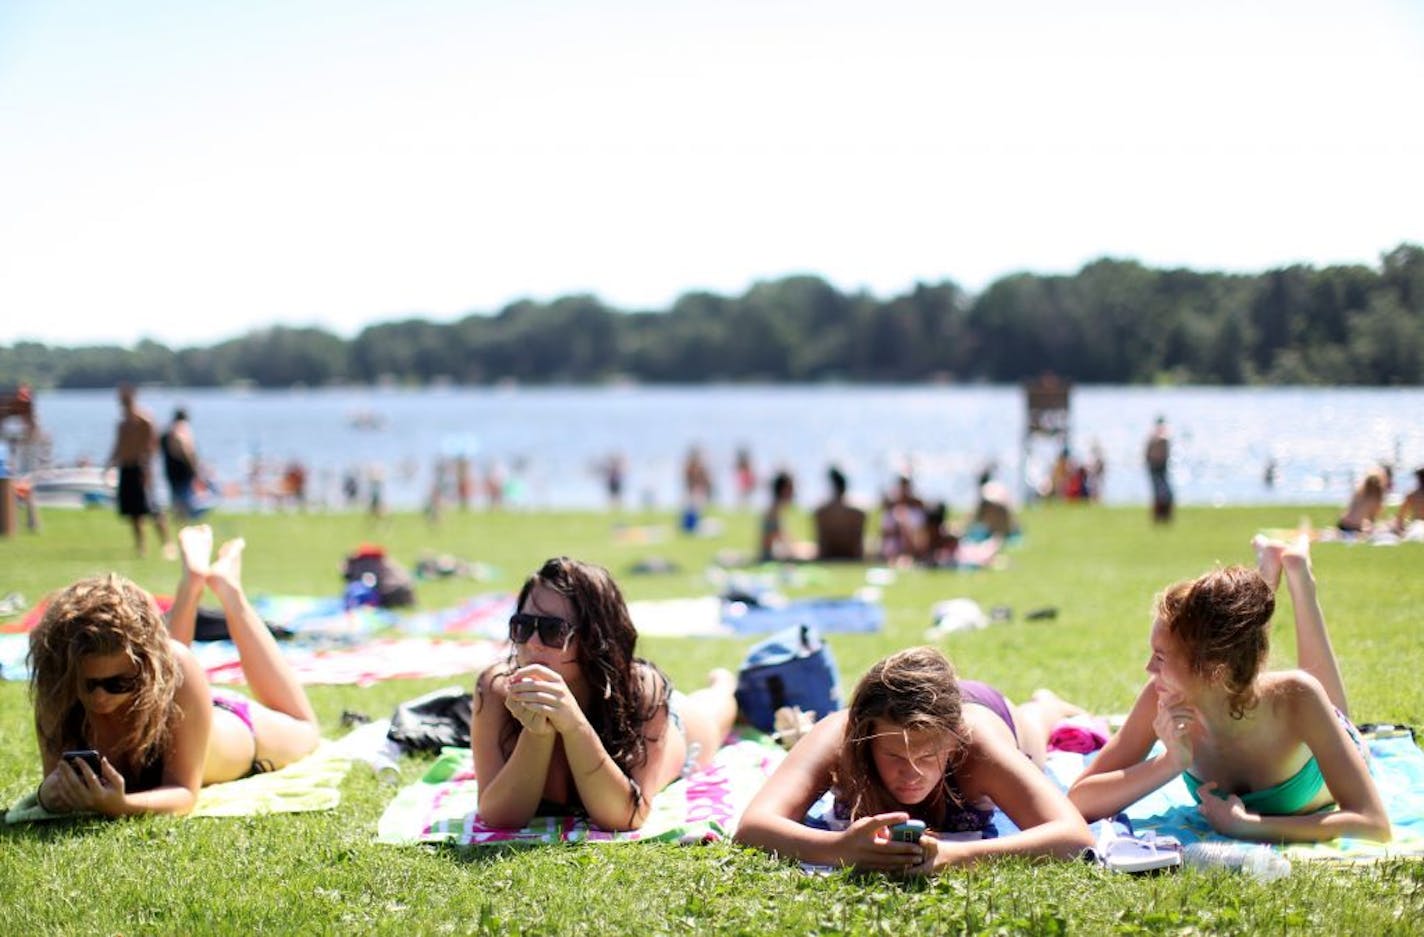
2, 503, 1423, 935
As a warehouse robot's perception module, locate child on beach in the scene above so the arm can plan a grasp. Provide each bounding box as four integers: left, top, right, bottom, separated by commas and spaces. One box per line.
735, 647, 1093, 873
472, 556, 738, 831
29, 525, 320, 816
1068, 536, 1390, 842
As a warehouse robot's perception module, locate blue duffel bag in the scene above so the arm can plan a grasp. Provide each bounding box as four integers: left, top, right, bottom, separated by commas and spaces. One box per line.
734, 623, 842, 733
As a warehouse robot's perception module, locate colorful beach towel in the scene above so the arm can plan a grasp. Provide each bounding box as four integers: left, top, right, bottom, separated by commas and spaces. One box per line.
250, 594, 396, 637
392, 592, 516, 639
376, 734, 785, 846
203, 636, 505, 687
5, 739, 352, 823
1043, 731, 1424, 864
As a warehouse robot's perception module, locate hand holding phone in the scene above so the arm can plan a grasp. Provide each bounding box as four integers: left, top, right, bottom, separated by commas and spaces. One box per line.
62, 750, 103, 774
889, 819, 927, 844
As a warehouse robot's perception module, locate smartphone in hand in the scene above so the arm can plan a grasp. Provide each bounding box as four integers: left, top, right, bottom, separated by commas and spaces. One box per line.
62, 750, 102, 774
889, 819, 927, 843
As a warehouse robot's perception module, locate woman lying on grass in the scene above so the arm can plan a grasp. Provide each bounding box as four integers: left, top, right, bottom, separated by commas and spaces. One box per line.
1068, 537, 1391, 842
29, 525, 320, 816
472, 556, 738, 831
735, 646, 1094, 873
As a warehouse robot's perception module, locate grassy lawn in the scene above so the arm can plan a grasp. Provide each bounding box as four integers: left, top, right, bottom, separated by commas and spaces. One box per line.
1, 503, 1422, 935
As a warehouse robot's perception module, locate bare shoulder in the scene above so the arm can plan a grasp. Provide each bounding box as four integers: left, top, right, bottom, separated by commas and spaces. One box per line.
168, 639, 205, 681
961, 703, 1019, 759
783, 709, 848, 769
1259, 669, 1330, 713
476, 665, 513, 702
633, 661, 666, 695
166, 640, 211, 717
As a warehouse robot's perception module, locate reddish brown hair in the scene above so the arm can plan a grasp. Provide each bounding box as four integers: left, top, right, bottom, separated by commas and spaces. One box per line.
1157, 565, 1273, 718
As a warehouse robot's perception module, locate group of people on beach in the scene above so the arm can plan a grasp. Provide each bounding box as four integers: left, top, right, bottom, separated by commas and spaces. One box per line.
29, 518, 1391, 871
1337, 463, 1424, 536
759, 466, 1018, 571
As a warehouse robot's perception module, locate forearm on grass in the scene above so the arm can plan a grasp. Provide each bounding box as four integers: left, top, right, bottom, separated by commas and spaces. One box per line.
735, 811, 854, 867
1069, 753, 1181, 821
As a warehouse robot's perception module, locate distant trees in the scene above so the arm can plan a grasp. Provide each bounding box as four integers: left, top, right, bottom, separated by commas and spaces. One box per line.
4, 244, 1420, 388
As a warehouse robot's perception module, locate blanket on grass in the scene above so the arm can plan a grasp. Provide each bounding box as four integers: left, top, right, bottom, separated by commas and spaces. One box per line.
630, 595, 883, 638
5, 739, 352, 823
202, 636, 505, 687
392, 593, 515, 638
1043, 730, 1424, 864
376, 734, 786, 846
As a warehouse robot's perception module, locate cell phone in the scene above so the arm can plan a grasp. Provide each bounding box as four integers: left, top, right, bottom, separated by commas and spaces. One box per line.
62, 750, 102, 774
889, 819, 926, 844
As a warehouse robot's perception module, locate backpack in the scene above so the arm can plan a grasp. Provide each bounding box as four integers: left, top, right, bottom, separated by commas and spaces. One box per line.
735, 623, 842, 733
341, 544, 416, 608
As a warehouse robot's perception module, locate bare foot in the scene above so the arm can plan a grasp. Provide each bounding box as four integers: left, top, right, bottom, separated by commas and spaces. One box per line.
1032, 687, 1086, 719
208, 537, 247, 596
179, 525, 213, 581
1281, 534, 1313, 582
1252, 534, 1285, 592
707, 667, 736, 692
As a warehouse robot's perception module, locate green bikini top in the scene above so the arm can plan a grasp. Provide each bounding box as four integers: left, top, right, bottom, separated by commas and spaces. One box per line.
1183, 756, 1326, 815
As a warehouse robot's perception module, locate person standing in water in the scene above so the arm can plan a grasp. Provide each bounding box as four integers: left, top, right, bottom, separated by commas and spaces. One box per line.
108, 384, 171, 557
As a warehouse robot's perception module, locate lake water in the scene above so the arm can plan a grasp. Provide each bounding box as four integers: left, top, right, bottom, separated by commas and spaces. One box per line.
14, 385, 1423, 513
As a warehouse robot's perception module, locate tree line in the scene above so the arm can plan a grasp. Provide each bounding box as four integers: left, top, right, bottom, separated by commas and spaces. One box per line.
4, 243, 1421, 389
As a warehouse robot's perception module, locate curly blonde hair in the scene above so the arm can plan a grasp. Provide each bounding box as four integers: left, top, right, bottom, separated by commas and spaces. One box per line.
28, 574, 182, 772
833, 646, 967, 824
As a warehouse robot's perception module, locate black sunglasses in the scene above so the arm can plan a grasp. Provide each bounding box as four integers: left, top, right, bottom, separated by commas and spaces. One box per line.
84, 673, 139, 695
509, 612, 577, 648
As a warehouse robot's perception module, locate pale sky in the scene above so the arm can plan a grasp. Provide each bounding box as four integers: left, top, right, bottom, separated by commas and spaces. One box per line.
2, 0, 1422, 348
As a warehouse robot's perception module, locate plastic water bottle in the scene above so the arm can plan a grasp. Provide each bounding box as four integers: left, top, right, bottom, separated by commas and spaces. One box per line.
1184, 842, 1291, 881
335, 719, 403, 784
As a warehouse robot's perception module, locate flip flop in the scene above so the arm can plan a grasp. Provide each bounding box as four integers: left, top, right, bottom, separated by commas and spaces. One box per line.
1097, 829, 1182, 874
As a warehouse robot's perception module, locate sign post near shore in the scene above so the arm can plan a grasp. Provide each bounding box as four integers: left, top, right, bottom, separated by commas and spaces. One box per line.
1021, 375, 1071, 504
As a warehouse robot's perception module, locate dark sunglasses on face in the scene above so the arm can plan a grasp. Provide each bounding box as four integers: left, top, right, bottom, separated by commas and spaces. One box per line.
508, 612, 577, 648
84, 673, 139, 695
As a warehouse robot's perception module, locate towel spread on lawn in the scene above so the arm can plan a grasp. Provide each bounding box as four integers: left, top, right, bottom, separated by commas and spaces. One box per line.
5, 739, 353, 823
1043, 730, 1424, 864
200, 636, 506, 687
376, 734, 786, 845
630, 596, 883, 638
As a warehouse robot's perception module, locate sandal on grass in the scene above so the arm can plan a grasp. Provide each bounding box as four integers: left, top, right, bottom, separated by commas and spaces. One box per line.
1094, 828, 1183, 874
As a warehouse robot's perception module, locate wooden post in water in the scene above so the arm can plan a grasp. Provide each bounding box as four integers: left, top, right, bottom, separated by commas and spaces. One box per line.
1021, 375, 1071, 504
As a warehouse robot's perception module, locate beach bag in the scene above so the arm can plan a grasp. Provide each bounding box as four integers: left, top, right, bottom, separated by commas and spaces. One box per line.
342, 544, 416, 608
387, 685, 473, 753
735, 623, 842, 732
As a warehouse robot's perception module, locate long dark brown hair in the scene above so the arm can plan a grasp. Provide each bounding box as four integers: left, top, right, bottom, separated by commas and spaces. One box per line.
1157, 564, 1273, 719
833, 646, 967, 824
28, 574, 181, 772
477, 556, 667, 817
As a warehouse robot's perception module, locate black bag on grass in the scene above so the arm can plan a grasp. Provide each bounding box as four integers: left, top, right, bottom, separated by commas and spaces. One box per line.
387, 685, 473, 753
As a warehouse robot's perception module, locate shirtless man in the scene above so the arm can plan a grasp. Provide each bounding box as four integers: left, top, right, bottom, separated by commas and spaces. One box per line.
813, 466, 866, 561
108, 384, 171, 556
